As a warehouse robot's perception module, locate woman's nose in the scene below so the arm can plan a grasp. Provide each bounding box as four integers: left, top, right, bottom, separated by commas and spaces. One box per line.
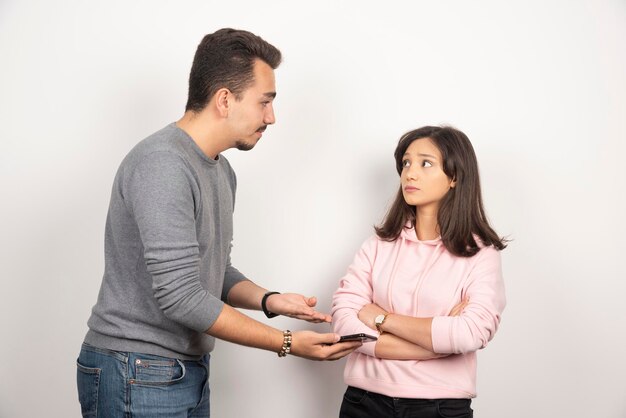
405, 166, 417, 180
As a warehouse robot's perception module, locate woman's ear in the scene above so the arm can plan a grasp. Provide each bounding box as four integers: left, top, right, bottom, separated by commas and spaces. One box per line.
450, 178, 457, 188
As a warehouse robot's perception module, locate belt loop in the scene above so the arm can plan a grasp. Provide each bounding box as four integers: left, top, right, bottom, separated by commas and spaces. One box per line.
176, 359, 187, 380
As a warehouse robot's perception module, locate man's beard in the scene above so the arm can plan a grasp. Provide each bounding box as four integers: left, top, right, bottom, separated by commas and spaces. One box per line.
235, 126, 266, 151
235, 140, 255, 151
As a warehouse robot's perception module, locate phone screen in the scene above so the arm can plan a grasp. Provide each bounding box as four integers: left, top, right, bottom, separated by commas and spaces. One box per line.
338, 333, 378, 343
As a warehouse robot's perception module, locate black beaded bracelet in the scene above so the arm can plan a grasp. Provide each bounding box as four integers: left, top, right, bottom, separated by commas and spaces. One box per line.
261, 291, 280, 318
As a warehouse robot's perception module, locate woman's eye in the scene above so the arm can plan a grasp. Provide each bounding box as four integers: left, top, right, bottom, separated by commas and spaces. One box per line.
402, 160, 410, 168
422, 160, 433, 168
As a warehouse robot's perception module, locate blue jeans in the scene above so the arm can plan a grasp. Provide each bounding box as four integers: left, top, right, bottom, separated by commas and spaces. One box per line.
76, 343, 210, 417
339, 386, 473, 418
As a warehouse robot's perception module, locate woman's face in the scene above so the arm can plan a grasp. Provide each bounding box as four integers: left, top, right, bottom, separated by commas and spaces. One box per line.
400, 138, 455, 213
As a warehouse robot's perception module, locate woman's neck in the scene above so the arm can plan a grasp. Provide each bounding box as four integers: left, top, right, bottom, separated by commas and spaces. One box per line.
414, 208, 439, 241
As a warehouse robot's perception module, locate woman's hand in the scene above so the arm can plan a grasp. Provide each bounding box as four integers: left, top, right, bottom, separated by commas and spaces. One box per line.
357, 298, 467, 331
449, 298, 469, 316
358, 303, 388, 330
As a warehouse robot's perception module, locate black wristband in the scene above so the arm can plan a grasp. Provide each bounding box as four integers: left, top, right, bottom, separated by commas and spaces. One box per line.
261, 291, 280, 318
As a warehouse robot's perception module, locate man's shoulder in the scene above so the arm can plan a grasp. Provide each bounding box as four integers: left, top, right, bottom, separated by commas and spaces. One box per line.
120, 124, 188, 167
131, 123, 183, 156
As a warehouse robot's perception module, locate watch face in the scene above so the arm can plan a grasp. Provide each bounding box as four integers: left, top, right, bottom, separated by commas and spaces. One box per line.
375, 314, 385, 325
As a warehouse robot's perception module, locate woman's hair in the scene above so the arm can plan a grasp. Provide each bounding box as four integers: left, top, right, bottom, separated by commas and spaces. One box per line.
375, 126, 507, 257
185, 28, 282, 113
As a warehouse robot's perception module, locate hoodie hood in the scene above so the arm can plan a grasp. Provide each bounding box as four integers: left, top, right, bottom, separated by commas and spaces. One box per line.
399, 224, 442, 246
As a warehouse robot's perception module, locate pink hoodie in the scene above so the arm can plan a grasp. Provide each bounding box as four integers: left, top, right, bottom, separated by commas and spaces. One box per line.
331, 226, 506, 399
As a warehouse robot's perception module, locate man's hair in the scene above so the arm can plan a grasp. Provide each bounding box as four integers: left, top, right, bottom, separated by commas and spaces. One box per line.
375, 126, 507, 257
185, 28, 282, 112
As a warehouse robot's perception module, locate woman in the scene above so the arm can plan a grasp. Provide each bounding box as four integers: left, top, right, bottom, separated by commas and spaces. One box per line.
332, 126, 507, 418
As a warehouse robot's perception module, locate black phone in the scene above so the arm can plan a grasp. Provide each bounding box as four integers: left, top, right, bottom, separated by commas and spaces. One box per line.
338, 333, 378, 343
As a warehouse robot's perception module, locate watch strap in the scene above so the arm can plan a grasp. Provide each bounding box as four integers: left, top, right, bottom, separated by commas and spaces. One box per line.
261, 291, 280, 318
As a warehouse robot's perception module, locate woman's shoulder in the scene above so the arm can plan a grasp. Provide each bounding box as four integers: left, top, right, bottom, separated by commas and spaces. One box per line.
472, 234, 504, 253
470, 243, 502, 269
364, 232, 402, 248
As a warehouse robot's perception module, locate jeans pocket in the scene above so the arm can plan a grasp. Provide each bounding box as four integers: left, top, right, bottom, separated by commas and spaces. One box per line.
437, 399, 472, 418
131, 357, 186, 386
76, 360, 101, 417
343, 386, 368, 404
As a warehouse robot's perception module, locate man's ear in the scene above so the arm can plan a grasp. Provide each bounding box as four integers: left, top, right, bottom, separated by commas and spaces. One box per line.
214, 88, 231, 117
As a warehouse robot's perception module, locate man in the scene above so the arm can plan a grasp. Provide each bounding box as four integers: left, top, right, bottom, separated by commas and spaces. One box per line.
76, 28, 360, 417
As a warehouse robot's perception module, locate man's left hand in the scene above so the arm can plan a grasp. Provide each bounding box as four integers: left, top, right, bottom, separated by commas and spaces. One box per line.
265, 293, 331, 323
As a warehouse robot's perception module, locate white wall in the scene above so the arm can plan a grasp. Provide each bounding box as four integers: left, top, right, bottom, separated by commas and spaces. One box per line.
1, 1, 625, 417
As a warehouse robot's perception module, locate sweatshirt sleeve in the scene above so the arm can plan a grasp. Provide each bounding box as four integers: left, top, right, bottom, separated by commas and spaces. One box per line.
219, 157, 247, 301
331, 236, 380, 357
431, 246, 506, 354
221, 244, 247, 301
125, 151, 224, 332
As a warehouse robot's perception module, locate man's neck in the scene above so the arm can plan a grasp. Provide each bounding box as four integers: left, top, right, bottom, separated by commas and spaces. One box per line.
176, 111, 229, 159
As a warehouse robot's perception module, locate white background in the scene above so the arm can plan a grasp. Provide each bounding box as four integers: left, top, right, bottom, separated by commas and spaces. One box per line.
1, 1, 625, 417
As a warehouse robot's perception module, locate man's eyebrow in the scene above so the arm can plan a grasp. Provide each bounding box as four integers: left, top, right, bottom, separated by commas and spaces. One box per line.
263, 92, 277, 99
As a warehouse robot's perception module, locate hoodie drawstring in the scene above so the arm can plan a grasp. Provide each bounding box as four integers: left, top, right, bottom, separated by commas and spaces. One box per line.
411, 242, 444, 315
385, 235, 445, 316
386, 236, 405, 313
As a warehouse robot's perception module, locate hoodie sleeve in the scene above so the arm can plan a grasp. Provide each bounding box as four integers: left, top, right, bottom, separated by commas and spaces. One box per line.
431, 246, 506, 354
331, 236, 380, 357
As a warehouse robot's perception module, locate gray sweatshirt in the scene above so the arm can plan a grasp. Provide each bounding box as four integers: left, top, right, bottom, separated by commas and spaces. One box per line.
85, 123, 247, 359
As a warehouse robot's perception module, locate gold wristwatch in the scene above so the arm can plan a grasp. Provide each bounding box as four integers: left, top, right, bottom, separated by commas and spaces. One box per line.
375, 313, 388, 333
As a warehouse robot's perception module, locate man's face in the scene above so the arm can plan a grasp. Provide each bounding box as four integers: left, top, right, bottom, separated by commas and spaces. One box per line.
228, 59, 277, 151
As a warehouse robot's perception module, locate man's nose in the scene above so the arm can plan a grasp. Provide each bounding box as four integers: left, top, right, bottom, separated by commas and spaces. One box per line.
264, 105, 276, 125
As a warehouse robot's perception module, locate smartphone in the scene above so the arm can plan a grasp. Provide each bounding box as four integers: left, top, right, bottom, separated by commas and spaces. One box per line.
338, 333, 378, 343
